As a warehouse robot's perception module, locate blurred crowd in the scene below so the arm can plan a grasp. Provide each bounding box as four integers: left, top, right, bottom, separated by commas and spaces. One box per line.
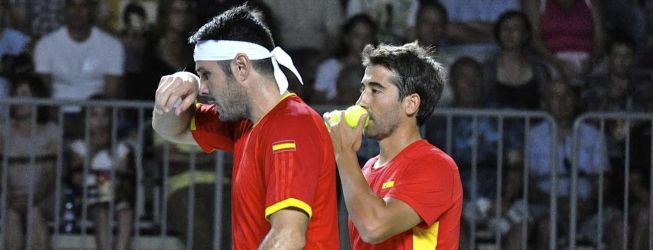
1, 0, 653, 249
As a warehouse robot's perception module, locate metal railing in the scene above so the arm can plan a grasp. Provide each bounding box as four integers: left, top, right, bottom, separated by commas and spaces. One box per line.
1, 98, 650, 250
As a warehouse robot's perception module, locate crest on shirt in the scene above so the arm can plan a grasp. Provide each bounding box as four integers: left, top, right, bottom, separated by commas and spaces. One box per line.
382, 180, 395, 189
272, 140, 296, 153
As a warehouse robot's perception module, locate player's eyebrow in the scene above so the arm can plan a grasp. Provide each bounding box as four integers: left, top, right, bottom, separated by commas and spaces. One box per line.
363, 81, 386, 89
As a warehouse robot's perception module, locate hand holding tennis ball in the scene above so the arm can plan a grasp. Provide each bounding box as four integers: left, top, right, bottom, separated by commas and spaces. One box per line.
324, 105, 369, 128
343, 105, 369, 128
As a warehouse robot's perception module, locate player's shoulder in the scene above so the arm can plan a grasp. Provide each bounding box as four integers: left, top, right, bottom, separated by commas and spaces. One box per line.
267, 94, 323, 127
402, 140, 458, 171
36, 27, 66, 45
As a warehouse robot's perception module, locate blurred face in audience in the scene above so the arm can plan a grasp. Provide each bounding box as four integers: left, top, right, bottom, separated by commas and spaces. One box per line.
166, 0, 193, 34
452, 62, 483, 108
11, 81, 34, 119
609, 43, 634, 77
416, 6, 446, 47
65, 0, 95, 30
545, 81, 576, 121
498, 16, 528, 50
346, 21, 374, 56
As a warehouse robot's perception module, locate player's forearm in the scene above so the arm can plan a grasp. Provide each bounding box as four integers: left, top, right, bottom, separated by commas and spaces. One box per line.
258, 227, 306, 250
336, 150, 392, 243
446, 22, 493, 43
152, 106, 194, 144
259, 209, 308, 250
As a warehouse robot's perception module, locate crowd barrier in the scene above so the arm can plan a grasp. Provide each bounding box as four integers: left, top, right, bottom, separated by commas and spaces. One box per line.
0, 98, 649, 250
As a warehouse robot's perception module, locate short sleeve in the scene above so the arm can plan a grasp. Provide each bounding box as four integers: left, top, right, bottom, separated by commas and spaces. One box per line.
386, 157, 459, 226
263, 115, 331, 219
191, 103, 250, 153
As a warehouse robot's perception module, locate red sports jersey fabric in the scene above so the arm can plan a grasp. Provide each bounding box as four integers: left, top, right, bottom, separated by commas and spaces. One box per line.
349, 140, 462, 250
191, 94, 339, 250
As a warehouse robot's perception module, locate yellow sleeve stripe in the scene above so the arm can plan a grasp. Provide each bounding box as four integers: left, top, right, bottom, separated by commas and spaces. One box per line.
272, 142, 296, 151
382, 180, 395, 189
412, 221, 439, 249
265, 198, 313, 220
190, 103, 201, 131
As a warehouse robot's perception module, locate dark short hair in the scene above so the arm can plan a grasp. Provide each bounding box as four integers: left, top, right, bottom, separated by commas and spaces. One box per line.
417, 0, 448, 25
494, 11, 531, 48
449, 56, 482, 84
361, 42, 445, 125
189, 4, 275, 77
123, 2, 147, 28
9, 74, 50, 124
334, 14, 378, 58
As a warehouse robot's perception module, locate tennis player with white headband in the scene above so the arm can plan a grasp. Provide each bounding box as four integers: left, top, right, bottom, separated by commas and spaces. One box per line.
152, 4, 339, 250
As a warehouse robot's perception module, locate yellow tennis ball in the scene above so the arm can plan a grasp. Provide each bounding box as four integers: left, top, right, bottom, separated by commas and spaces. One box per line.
344, 105, 369, 128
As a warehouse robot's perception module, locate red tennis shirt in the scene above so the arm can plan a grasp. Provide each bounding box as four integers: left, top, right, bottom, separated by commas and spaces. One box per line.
349, 140, 462, 250
191, 93, 339, 250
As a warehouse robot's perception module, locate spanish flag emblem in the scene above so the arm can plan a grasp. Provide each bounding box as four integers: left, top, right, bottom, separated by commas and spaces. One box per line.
272, 140, 296, 153
382, 180, 395, 189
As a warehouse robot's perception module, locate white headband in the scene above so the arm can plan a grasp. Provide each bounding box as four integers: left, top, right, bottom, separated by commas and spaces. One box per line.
193, 40, 303, 94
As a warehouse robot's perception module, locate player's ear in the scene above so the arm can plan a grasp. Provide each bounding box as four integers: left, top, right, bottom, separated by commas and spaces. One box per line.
404, 93, 420, 117
232, 53, 251, 82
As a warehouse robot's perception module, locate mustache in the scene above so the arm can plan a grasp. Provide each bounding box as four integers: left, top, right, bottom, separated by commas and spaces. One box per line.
197, 94, 216, 104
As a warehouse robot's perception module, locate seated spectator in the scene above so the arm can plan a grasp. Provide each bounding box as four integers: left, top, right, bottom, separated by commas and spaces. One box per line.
119, 2, 149, 78
582, 33, 652, 177
68, 95, 134, 250
34, 0, 124, 106
582, 32, 650, 112
0, 1, 30, 115
412, 1, 456, 106
523, 0, 606, 84
313, 14, 377, 104
0, 75, 59, 250
135, 0, 195, 101
484, 11, 551, 110
528, 80, 619, 250
7, 0, 65, 38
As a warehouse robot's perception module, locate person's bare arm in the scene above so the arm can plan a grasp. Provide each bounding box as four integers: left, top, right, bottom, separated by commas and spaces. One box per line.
104, 75, 123, 99
522, 0, 568, 75
152, 72, 201, 145
585, 0, 606, 73
258, 209, 309, 250
328, 113, 422, 243
446, 21, 495, 44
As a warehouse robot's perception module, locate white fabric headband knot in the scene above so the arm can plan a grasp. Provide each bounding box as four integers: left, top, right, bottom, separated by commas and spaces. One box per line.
193, 40, 304, 94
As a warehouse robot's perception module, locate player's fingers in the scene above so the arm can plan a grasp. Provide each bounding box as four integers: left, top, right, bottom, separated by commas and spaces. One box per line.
176, 92, 197, 115
354, 113, 367, 134
155, 76, 175, 113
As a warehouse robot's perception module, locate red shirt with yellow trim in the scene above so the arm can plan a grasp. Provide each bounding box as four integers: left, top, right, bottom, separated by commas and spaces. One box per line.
349, 140, 462, 250
191, 94, 339, 250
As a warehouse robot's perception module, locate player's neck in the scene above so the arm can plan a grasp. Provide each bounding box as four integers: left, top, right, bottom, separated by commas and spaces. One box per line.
246, 76, 284, 123
377, 124, 421, 165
